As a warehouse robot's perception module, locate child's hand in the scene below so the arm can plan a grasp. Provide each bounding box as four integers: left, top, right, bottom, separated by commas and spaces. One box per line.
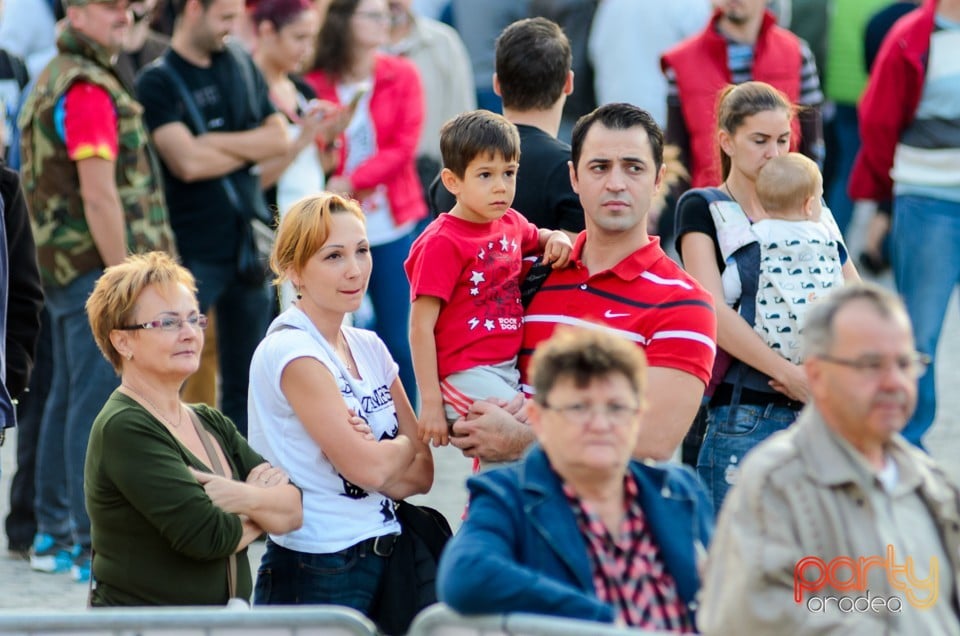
543, 230, 573, 269
418, 404, 450, 447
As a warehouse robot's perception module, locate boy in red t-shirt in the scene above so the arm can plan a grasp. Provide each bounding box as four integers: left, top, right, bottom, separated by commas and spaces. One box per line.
405, 110, 572, 447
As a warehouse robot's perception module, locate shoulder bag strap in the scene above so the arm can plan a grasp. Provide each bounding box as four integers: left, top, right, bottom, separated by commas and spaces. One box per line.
151, 56, 243, 213
222, 43, 274, 225
187, 407, 238, 600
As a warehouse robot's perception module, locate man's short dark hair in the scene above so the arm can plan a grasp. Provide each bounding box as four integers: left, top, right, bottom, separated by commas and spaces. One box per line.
440, 110, 521, 178
495, 17, 571, 112
570, 103, 664, 173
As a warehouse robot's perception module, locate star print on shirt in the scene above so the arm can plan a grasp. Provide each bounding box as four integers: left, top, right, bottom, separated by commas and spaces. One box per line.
470, 288, 479, 296
499, 235, 509, 251
484, 319, 495, 331
470, 271, 485, 285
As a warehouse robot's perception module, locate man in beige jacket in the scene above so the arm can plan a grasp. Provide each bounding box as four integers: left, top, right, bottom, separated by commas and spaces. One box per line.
699, 283, 960, 635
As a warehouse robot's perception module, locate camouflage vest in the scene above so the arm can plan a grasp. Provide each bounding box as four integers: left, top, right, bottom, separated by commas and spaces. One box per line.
18, 27, 175, 287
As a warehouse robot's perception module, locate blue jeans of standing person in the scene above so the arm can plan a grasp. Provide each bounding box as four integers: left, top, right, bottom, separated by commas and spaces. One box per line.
254, 538, 386, 610
697, 403, 800, 515
34, 269, 118, 551
368, 232, 418, 408
825, 104, 860, 235
891, 194, 960, 447
184, 260, 271, 437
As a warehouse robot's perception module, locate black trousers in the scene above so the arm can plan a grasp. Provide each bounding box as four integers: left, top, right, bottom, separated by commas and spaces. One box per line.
5, 309, 51, 550
681, 404, 709, 469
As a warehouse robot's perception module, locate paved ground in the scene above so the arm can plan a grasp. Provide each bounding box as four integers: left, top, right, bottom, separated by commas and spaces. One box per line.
0, 286, 957, 612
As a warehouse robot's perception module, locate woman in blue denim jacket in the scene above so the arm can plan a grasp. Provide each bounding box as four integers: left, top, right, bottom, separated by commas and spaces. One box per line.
437, 327, 714, 631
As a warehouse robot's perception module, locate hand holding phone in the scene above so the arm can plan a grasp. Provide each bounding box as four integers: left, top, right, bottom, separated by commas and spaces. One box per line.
345, 81, 372, 113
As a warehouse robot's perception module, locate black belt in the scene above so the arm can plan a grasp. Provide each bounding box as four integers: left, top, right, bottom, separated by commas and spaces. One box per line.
710, 383, 804, 412
361, 533, 399, 557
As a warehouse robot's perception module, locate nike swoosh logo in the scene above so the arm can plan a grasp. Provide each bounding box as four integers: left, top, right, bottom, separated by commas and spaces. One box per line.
604, 310, 630, 318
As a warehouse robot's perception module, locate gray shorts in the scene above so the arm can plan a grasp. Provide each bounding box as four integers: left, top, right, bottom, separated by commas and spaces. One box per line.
440, 358, 521, 424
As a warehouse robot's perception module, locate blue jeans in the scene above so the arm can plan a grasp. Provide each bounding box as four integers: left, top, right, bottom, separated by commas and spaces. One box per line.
891, 194, 960, 447
697, 403, 800, 515
184, 260, 271, 437
367, 233, 418, 408
825, 104, 860, 235
254, 538, 386, 610
35, 269, 118, 549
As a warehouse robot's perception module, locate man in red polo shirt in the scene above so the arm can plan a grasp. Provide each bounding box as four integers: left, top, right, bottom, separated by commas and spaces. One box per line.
450, 103, 717, 462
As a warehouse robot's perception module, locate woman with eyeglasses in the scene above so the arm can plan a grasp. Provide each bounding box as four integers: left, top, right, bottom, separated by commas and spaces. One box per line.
304, 0, 427, 406
83, 252, 303, 606
438, 327, 712, 631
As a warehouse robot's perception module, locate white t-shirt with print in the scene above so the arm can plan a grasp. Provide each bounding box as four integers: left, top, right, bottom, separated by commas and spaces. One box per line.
248, 306, 401, 553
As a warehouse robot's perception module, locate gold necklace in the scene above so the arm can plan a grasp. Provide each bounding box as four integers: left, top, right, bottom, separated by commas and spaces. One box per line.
338, 331, 354, 371
724, 181, 758, 221
723, 182, 740, 207
122, 383, 183, 429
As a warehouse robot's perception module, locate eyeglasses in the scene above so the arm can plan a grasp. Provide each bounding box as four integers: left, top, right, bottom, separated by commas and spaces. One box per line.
117, 314, 209, 333
541, 402, 639, 426
816, 352, 931, 379
354, 10, 391, 24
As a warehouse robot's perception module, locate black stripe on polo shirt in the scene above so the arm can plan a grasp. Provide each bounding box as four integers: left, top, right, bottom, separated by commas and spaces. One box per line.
536, 283, 715, 312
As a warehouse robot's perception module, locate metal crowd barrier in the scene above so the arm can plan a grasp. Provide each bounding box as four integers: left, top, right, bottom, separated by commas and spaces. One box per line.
0, 605, 377, 636
407, 604, 676, 636
0, 603, 677, 635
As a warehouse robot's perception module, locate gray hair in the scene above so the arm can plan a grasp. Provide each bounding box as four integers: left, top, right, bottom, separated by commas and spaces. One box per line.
803, 283, 910, 358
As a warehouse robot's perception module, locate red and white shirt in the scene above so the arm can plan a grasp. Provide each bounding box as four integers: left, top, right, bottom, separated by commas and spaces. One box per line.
405, 209, 540, 379
519, 234, 716, 390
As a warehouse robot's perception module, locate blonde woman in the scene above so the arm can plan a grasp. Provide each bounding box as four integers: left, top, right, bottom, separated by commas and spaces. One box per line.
247, 193, 433, 612
84, 252, 302, 606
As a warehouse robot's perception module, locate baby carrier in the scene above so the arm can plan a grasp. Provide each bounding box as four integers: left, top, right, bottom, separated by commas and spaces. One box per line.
678, 188, 845, 397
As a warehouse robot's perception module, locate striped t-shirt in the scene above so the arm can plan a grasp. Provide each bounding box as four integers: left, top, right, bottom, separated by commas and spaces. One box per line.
892, 18, 960, 202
